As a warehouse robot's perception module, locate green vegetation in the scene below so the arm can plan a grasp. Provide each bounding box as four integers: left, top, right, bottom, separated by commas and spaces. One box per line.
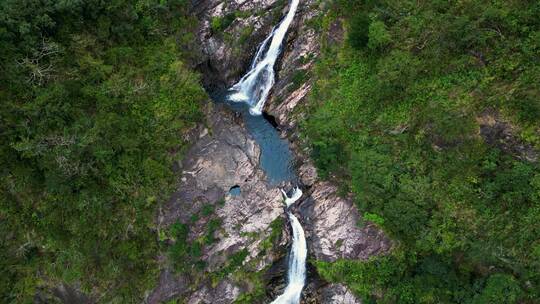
2, 0, 539, 303
210, 249, 249, 286
168, 201, 223, 273
0, 0, 205, 302
205, 218, 223, 245
289, 70, 309, 92
260, 216, 285, 253
271, 0, 288, 24
232, 268, 267, 304
305, 0, 540, 303
234, 217, 285, 303
238, 26, 255, 46
166, 198, 265, 301
211, 10, 251, 34
211, 13, 238, 33
168, 221, 205, 273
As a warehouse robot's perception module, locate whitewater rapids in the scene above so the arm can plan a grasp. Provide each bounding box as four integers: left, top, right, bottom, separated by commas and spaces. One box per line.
271, 187, 306, 304
228, 0, 300, 115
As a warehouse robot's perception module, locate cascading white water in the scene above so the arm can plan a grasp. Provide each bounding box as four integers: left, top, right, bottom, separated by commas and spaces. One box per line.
228, 0, 300, 115
271, 187, 307, 304
226, 1, 306, 301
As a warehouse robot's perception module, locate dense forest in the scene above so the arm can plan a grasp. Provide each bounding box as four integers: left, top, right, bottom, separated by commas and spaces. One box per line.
0, 0, 205, 302
1, 0, 540, 303
305, 0, 540, 303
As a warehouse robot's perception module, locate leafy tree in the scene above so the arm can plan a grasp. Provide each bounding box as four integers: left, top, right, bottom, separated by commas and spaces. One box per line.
473, 274, 522, 304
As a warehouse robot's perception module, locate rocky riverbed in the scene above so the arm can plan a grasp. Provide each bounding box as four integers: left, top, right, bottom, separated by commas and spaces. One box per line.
147, 101, 390, 303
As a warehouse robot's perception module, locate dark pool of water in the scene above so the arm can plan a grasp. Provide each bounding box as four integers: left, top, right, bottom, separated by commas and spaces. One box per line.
211, 90, 296, 185
229, 185, 241, 196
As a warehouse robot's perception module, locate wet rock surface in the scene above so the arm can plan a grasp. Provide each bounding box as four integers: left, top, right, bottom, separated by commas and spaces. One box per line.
147, 102, 382, 303
265, 0, 320, 130
192, 0, 283, 87
317, 284, 362, 304
191, 0, 323, 129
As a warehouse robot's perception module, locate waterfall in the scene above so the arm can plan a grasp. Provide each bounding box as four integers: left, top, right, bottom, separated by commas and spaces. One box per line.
228, 0, 300, 115
226, 1, 307, 302
271, 187, 307, 304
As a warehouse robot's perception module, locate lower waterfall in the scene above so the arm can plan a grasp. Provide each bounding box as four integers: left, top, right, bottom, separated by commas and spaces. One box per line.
270, 188, 307, 304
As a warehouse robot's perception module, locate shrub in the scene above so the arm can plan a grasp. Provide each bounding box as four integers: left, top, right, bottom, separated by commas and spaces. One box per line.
473, 274, 523, 304
367, 20, 391, 50
211, 13, 237, 33
348, 13, 370, 49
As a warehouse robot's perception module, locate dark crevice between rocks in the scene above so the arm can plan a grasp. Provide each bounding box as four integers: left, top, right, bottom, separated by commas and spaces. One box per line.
302, 261, 329, 302
262, 111, 280, 129
263, 223, 332, 304
264, 255, 288, 300
196, 59, 227, 91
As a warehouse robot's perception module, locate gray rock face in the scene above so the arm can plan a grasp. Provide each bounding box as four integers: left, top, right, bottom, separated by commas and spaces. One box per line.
192, 0, 282, 87
187, 279, 241, 304
191, 0, 323, 128
266, 0, 320, 129
148, 270, 190, 304
241, 0, 393, 264
477, 108, 538, 162
319, 284, 362, 304
35, 283, 92, 304
299, 178, 392, 262
149, 104, 287, 303
295, 160, 392, 262
159, 104, 265, 225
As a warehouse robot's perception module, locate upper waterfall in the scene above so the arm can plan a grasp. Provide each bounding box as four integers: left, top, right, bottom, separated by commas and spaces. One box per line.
228, 0, 300, 115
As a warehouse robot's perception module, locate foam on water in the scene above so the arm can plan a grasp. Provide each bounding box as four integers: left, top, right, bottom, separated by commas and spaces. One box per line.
228, 0, 300, 116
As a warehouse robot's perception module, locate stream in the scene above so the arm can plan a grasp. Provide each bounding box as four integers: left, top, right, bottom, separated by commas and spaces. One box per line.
225, 0, 306, 303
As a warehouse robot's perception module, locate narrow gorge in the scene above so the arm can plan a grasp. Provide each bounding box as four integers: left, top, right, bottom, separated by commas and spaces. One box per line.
228, 1, 307, 302
148, 0, 391, 303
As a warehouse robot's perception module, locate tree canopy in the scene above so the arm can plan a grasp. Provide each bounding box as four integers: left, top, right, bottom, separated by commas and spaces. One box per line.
0, 0, 205, 302
306, 0, 540, 303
